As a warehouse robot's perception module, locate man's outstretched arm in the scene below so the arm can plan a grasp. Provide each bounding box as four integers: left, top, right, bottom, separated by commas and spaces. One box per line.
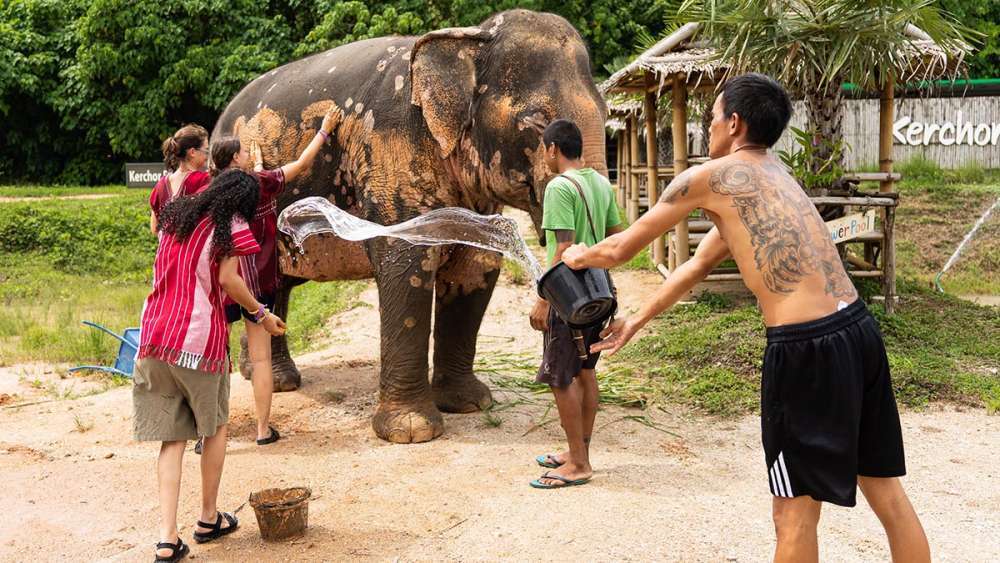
591, 228, 730, 355
563, 167, 703, 269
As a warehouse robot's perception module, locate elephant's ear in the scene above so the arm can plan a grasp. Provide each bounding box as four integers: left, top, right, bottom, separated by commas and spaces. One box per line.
410, 27, 493, 156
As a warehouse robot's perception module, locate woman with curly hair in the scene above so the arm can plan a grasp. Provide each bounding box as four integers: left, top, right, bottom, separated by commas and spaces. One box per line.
207, 106, 337, 447
150, 124, 211, 234
134, 168, 287, 562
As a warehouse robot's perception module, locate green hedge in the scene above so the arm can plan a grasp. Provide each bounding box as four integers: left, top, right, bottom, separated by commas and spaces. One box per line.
0, 192, 154, 278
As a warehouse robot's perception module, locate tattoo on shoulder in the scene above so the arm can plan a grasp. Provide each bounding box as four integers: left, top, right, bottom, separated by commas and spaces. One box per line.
659, 173, 691, 204
710, 161, 856, 299
709, 162, 758, 196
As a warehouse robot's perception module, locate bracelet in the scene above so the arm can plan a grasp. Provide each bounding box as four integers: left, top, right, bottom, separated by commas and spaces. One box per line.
317, 130, 329, 141
252, 305, 268, 324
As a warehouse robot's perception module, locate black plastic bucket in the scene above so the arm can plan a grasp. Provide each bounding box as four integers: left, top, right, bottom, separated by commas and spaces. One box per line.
537, 262, 616, 328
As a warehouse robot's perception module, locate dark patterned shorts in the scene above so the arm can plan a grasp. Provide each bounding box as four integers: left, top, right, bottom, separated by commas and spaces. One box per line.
536, 307, 605, 388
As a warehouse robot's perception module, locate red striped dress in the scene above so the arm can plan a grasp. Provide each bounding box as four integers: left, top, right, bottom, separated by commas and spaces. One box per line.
237, 168, 285, 298
138, 216, 261, 374
149, 171, 210, 217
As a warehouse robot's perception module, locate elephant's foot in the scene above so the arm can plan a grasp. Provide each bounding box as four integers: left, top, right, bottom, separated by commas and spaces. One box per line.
372, 399, 444, 443
238, 333, 252, 381
271, 354, 301, 392
432, 374, 493, 413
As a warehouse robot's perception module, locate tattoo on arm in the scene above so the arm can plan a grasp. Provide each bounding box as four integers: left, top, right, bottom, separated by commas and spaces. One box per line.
659, 174, 691, 204
554, 230, 574, 244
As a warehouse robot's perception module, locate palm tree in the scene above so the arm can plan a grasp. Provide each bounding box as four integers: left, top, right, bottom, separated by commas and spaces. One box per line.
674, 0, 976, 176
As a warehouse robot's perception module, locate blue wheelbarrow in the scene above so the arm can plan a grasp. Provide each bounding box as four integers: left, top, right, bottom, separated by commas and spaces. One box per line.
68, 321, 140, 378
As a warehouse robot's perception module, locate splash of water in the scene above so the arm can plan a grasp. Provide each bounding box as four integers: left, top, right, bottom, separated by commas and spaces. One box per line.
277, 197, 544, 281
935, 196, 999, 292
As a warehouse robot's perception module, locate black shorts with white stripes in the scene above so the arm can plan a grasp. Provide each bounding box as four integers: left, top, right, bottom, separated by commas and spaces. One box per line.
761, 299, 906, 507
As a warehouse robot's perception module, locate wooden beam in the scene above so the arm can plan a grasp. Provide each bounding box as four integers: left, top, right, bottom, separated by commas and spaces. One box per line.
644, 72, 665, 264
809, 196, 897, 207
842, 172, 901, 182
848, 270, 886, 278
879, 76, 897, 313
627, 115, 640, 224
671, 74, 689, 268
846, 253, 878, 271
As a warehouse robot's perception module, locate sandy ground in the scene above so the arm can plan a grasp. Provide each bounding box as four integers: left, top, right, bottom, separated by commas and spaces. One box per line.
2, 262, 999, 562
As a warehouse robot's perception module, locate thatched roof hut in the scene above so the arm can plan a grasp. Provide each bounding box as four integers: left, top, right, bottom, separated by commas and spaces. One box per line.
601, 19, 967, 313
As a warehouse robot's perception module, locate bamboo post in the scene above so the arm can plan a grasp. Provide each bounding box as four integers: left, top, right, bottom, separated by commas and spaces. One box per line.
615, 130, 625, 207
628, 115, 640, 223
644, 73, 665, 264
878, 76, 896, 313
623, 130, 631, 209
671, 74, 690, 268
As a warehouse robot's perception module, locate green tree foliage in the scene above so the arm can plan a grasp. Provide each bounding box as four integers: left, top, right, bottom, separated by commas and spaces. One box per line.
55, 0, 293, 183
937, 0, 1000, 78
1, 0, 993, 184
0, 1, 80, 181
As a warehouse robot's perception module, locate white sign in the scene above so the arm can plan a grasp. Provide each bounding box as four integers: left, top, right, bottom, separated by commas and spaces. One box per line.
893, 112, 1000, 147
828, 210, 876, 244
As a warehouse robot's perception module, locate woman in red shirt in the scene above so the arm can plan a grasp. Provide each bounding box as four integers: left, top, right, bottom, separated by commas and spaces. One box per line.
150, 124, 212, 234
208, 107, 337, 446
136, 169, 286, 562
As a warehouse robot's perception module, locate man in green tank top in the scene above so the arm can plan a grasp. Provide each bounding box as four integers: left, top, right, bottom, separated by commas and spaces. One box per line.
528, 119, 622, 489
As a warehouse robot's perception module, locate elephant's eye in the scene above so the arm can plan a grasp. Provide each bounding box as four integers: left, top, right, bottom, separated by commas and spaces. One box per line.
520, 112, 548, 135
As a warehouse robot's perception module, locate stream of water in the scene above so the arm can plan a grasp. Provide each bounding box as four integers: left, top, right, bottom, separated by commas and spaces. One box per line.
277, 197, 544, 281
935, 196, 999, 292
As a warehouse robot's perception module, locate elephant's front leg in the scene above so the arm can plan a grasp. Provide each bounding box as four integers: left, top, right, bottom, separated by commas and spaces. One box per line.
432, 247, 500, 413
370, 239, 443, 443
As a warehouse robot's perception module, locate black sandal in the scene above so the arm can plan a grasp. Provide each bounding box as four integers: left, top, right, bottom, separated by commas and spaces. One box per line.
256, 426, 280, 446
154, 538, 189, 562
192, 511, 239, 544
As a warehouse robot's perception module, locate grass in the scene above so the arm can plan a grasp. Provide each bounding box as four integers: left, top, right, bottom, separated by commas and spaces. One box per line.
280, 280, 366, 355
0, 185, 130, 198
610, 282, 999, 417
0, 187, 366, 367
891, 171, 999, 295
502, 258, 530, 286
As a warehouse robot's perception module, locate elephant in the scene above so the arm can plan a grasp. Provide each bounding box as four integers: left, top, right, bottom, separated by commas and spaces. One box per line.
211, 9, 608, 443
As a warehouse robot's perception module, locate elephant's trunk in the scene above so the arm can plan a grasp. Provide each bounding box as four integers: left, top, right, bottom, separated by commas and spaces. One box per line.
580, 116, 608, 178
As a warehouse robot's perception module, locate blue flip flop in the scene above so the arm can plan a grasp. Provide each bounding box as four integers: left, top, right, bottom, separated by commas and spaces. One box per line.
535, 454, 564, 469
530, 471, 590, 489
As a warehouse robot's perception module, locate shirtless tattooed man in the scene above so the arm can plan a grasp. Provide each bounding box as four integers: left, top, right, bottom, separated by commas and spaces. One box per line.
562, 74, 929, 563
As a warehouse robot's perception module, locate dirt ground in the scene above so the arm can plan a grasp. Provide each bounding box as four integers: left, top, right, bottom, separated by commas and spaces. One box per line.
2, 262, 999, 562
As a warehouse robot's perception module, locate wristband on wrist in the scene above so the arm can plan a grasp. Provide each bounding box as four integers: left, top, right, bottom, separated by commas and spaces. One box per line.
252, 305, 268, 324
317, 129, 329, 141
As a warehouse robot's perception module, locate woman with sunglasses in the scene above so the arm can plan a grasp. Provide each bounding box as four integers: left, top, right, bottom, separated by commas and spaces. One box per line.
150, 124, 212, 234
